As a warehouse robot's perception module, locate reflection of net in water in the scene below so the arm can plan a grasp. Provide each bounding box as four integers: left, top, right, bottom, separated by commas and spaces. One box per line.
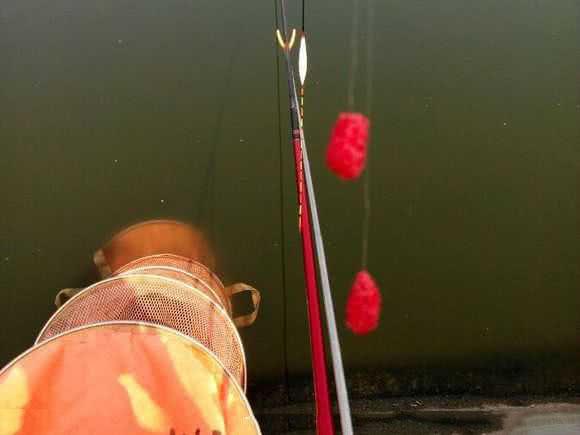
37, 274, 246, 389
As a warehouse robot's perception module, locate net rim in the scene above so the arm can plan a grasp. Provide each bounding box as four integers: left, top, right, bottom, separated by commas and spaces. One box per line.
1, 321, 260, 434
115, 254, 226, 290
36, 274, 247, 390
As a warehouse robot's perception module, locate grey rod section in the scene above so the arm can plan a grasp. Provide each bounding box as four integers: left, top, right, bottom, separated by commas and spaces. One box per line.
300, 125, 354, 435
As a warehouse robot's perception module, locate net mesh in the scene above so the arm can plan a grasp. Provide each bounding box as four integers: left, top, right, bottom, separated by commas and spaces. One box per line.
115, 254, 230, 311
117, 266, 224, 307
37, 274, 245, 388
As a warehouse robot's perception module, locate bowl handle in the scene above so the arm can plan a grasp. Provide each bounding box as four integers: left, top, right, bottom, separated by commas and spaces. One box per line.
54, 287, 83, 308
226, 283, 261, 328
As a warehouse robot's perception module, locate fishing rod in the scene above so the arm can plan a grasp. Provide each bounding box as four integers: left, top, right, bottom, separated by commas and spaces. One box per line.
276, 1, 354, 434
275, 9, 334, 435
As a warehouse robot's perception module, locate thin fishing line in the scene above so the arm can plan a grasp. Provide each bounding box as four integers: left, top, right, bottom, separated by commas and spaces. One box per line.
274, 0, 291, 405
302, 0, 305, 32
196, 27, 241, 245
361, 0, 374, 268
347, 0, 360, 109
365, 0, 375, 117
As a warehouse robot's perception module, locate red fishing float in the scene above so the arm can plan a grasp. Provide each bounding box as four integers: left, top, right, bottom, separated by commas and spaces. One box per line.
326, 112, 370, 180
345, 270, 381, 335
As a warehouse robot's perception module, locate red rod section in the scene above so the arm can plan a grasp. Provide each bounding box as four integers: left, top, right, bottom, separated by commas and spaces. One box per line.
291, 130, 334, 435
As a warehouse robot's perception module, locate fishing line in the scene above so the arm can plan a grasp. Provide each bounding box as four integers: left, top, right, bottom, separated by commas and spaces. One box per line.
273, 0, 291, 406
361, 0, 374, 269
302, 0, 305, 33
347, 0, 360, 110
196, 14, 244, 247
335, 0, 381, 339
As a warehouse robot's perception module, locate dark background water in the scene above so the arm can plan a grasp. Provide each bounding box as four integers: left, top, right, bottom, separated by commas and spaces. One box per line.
0, 0, 578, 389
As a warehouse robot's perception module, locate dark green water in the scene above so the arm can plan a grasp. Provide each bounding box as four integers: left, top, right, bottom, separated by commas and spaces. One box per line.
1, 0, 578, 386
